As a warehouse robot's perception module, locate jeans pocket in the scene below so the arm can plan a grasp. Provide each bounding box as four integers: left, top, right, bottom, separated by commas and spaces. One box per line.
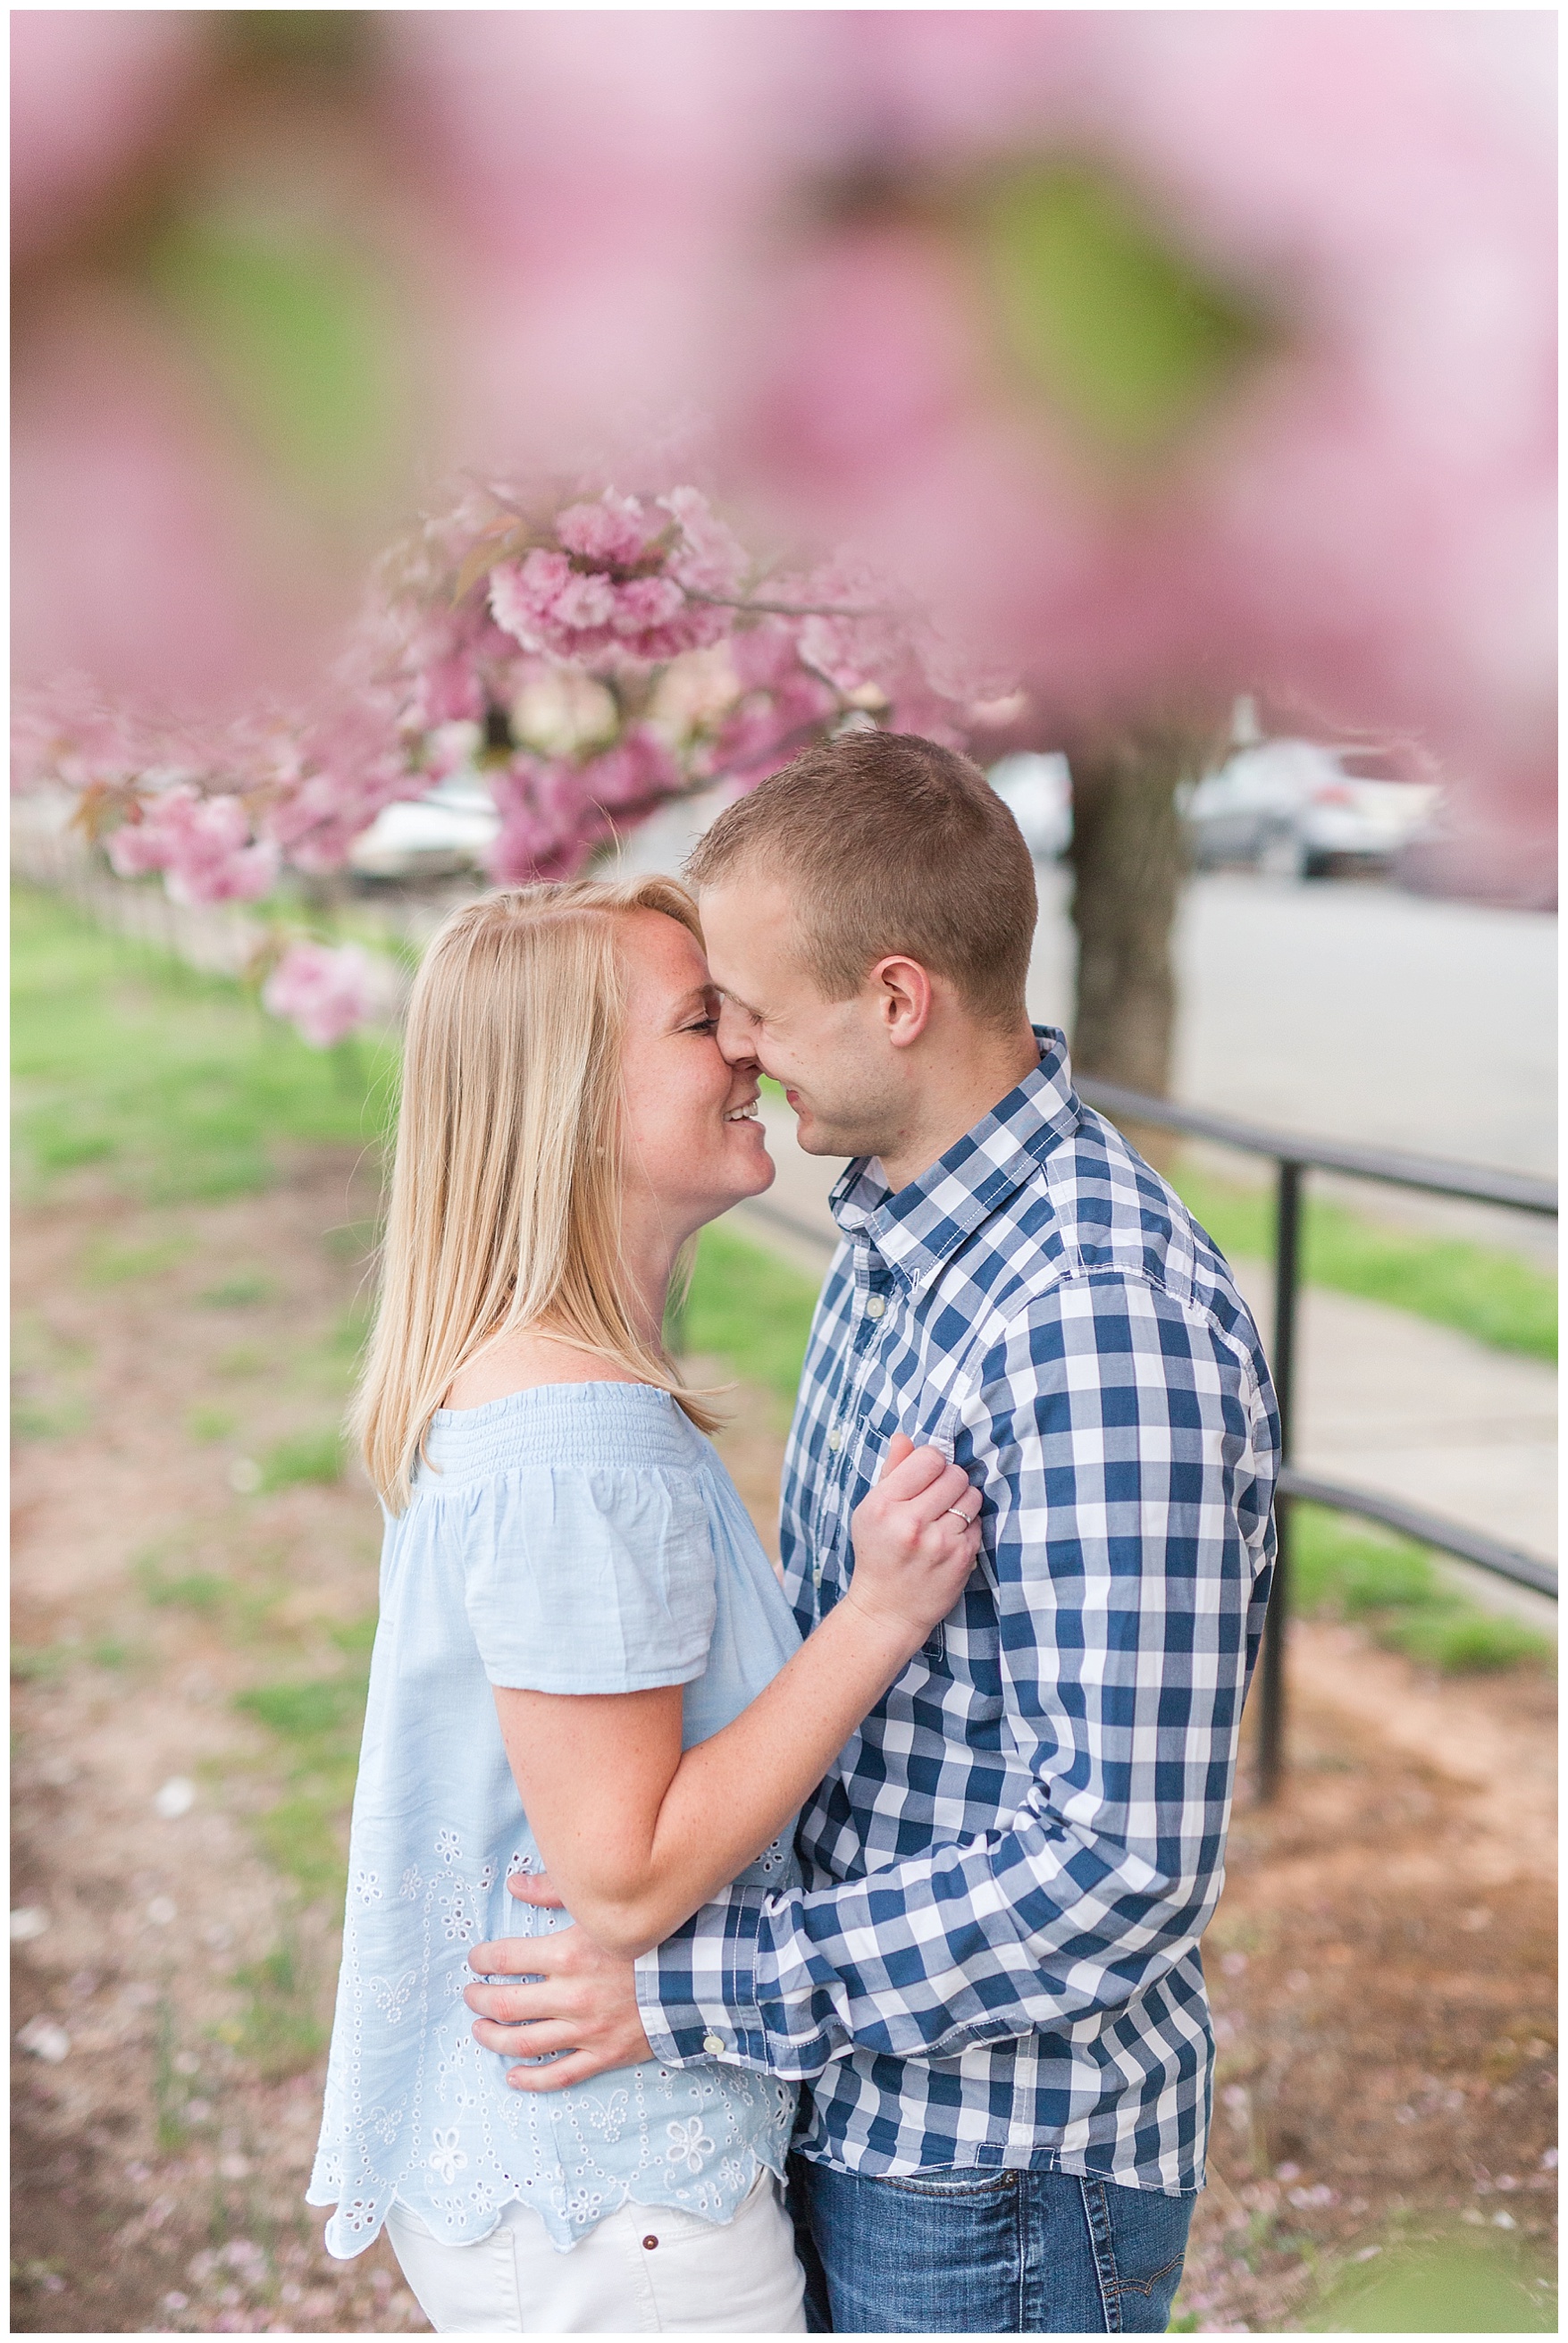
873, 2166, 1019, 2200
1078, 2177, 1195, 2335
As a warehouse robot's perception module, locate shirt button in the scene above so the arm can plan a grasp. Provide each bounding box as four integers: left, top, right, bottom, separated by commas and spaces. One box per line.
811, 1564, 823, 1587
866, 1295, 885, 1319
826, 1425, 842, 1451
702, 2032, 725, 2055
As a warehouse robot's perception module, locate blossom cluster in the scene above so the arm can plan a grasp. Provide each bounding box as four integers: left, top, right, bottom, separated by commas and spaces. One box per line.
261, 940, 381, 1050
14, 475, 989, 1037
106, 785, 281, 904
488, 486, 747, 664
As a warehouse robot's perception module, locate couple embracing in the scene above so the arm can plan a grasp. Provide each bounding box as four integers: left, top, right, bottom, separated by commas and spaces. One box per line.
310, 730, 1280, 2334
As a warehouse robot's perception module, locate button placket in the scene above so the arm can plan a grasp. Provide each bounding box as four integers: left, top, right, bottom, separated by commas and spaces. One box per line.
809, 1247, 884, 1609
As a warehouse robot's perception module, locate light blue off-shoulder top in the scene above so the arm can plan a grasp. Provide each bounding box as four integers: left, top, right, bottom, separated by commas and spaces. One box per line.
308, 1382, 803, 2258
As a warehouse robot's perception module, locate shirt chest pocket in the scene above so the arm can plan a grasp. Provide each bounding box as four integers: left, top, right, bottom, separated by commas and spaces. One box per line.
846, 1401, 977, 1669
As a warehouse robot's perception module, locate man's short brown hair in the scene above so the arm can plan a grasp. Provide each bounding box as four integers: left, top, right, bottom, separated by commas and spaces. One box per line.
683, 730, 1037, 1028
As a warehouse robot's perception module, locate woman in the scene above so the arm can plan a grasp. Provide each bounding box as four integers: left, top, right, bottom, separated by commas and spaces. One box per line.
308, 878, 981, 2333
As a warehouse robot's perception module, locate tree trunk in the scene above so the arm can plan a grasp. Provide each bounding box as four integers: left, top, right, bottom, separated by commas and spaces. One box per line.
1064, 723, 1207, 1160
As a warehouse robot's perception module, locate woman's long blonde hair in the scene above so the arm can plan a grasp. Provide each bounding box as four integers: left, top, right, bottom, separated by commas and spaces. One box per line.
355, 875, 721, 1512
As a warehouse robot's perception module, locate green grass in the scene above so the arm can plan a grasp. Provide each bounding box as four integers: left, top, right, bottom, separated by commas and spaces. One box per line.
234, 1625, 375, 1902
10, 1645, 68, 1684
257, 1425, 345, 1492
1175, 1165, 1556, 1364
680, 1222, 820, 1414
11, 1390, 91, 1441
187, 1405, 239, 1446
972, 159, 1271, 462
153, 1996, 193, 2152
81, 1233, 191, 1286
227, 1937, 329, 2080
13, 1314, 94, 1442
12, 883, 397, 1204
136, 1552, 230, 1613
1291, 1504, 1552, 1675
201, 1272, 276, 1308
1302, 2230, 1556, 2332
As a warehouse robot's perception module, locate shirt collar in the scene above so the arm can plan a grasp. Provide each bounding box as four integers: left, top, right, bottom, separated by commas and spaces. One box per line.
828, 1026, 1081, 1284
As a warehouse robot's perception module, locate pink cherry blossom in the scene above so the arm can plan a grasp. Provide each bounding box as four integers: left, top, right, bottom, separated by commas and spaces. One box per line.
658, 489, 749, 599
487, 755, 608, 886
261, 942, 379, 1050
556, 493, 662, 567
490, 545, 717, 666
17, 472, 979, 917
106, 785, 280, 905
576, 726, 684, 812
487, 489, 744, 666
707, 649, 838, 784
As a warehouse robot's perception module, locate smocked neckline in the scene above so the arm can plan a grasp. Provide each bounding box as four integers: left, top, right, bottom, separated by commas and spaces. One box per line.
431, 1380, 675, 1425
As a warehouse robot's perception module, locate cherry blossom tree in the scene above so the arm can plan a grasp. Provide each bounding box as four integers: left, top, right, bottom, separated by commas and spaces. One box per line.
11, 13, 1553, 1078
382, 9, 1553, 1086
17, 474, 981, 1042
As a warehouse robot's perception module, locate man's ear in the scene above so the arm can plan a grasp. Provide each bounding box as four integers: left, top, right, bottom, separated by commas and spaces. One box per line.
871, 954, 933, 1048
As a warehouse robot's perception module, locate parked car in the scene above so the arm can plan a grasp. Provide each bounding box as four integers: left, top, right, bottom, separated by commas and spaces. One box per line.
347, 775, 500, 880
987, 752, 1073, 860
1182, 738, 1442, 878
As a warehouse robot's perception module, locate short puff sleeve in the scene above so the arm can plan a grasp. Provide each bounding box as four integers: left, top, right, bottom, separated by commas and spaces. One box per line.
461, 1465, 717, 1693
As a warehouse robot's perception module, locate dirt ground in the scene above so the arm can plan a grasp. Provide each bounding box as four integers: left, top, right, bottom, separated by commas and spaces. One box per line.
11, 1139, 1557, 2335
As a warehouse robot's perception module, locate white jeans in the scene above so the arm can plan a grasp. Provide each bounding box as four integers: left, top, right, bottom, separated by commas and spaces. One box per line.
383, 2170, 808, 2334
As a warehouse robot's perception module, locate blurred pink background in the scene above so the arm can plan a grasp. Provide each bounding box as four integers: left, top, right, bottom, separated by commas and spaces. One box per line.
12, 9, 1555, 897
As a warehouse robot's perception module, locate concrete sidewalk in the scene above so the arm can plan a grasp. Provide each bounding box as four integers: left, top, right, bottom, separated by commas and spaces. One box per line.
732, 1101, 1557, 1630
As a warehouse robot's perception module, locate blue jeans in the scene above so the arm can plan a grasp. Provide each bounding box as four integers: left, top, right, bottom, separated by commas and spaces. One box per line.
787, 2154, 1194, 2333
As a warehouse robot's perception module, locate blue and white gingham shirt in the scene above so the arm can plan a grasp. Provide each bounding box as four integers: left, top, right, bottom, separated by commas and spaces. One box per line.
636, 1031, 1279, 2196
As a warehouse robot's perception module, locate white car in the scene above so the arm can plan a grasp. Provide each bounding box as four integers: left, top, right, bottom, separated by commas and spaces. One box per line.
348, 776, 500, 880
1183, 739, 1441, 878
988, 752, 1073, 860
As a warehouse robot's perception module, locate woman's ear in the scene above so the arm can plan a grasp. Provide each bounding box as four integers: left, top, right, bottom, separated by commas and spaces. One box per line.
872, 954, 934, 1048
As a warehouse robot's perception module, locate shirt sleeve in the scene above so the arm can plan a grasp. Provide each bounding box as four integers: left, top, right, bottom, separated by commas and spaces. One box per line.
462, 1464, 717, 1694
635, 1270, 1277, 2072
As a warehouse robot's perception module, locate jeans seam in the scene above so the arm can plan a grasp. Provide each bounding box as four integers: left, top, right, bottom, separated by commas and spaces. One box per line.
1077, 2174, 1122, 2334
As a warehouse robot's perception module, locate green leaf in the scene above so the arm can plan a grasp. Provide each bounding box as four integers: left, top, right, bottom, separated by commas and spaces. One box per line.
147, 214, 409, 516
968, 161, 1272, 460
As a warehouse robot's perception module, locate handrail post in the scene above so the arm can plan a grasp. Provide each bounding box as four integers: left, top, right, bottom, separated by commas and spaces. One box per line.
1257, 1158, 1302, 1801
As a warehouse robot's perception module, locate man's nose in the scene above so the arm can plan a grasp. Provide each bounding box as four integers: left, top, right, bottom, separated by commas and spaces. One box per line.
716, 997, 758, 1067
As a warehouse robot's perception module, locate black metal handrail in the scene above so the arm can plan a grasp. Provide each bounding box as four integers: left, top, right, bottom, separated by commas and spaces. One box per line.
1077, 1080, 1559, 1216
1078, 1078, 1558, 1801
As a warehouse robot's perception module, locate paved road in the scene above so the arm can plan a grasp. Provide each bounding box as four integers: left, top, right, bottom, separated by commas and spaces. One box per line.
1027, 867, 1556, 1262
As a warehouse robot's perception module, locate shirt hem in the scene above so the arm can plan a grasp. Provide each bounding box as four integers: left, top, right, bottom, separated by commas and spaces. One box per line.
307, 2137, 792, 2261
483, 1658, 708, 1694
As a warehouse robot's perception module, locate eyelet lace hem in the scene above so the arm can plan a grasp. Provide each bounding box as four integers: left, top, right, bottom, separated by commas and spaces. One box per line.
307, 2134, 790, 2260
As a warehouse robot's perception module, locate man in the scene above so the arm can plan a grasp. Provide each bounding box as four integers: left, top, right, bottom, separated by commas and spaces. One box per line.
468, 731, 1280, 2332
